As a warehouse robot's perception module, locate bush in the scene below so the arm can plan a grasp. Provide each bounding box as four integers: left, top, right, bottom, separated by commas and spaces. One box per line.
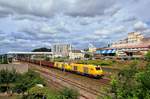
0, 69, 20, 93
24, 87, 79, 99
105, 61, 150, 99
76, 60, 113, 66
145, 50, 150, 62
14, 70, 45, 94
23, 86, 56, 99
57, 88, 79, 99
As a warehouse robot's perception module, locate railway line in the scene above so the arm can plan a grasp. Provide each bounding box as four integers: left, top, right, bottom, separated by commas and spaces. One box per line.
37, 62, 110, 86
40, 71, 88, 99
28, 62, 110, 86
38, 70, 94, 99
26, 62, 110, 99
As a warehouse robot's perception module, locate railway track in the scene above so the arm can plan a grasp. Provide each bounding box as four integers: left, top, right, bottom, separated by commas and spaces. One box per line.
26, 62, 109, 99
39, 71, 90, 99
36, 68, 107, 99
19, 61, 110, 99
24, 61, 111, 86
34, 62, 111, 86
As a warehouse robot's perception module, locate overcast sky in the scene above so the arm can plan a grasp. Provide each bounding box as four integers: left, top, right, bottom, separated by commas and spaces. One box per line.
0, 0, 150, 53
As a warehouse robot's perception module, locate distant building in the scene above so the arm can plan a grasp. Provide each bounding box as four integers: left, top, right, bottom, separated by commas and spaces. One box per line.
110, 32, 150, 58
52, 44, 72, 57
88, 43, 96, 53
94, 48, 116, 59
95, 32, 150, 59
69, 50, 84, 60
111, 32, 145, 48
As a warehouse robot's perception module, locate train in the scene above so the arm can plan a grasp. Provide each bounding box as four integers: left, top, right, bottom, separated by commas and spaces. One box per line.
20, 58, 104, 78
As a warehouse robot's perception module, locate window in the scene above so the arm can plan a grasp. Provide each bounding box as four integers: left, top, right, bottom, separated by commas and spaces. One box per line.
73, 66, 78, 71
95, 67, 101, 70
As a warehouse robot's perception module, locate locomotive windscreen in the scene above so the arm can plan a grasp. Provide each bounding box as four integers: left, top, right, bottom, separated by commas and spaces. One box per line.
95, 67, 101, 70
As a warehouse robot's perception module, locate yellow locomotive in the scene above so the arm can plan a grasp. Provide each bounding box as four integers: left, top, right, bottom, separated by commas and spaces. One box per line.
54, 62, 104, 78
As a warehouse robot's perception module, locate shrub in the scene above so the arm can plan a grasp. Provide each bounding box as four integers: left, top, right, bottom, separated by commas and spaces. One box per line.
105, 61, 150, 99
23, 86, 56, 99
14, 70, 45, 94
145, 50, 150, 62
57, 88, 79, 99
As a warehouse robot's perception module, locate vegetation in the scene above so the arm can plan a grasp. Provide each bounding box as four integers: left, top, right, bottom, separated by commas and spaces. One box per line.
45, 56, 50, 61
26, 87, 79, 99
145, 50, 150, 62
0, 69, 19, 93
0, 69, 79, 99
57, 88, 79, 99
0, 55, 8, 64
14, 70, 45, 94
84, 53, 93, 59
53, 57, 69, 62
32, 47, 51, 52
104, 51, 150, 99
0, 69, 44, 94
23, 86, 56, 99
76, 60, 114, 66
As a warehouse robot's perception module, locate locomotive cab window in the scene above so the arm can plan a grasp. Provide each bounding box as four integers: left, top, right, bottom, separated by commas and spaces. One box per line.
95, 67, 101, 70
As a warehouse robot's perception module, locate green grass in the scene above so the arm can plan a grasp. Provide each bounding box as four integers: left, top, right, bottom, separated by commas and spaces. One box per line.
76, 60, 114, 66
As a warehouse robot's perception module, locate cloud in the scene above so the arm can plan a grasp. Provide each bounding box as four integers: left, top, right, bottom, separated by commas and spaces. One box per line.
0, 0, 119, 18
0, 7, 12, 18
0, 0, 150, 53
134, 21, 148, 31
65, 0, 118, 17
0, 0, 55, 18
94, 26, 126, 36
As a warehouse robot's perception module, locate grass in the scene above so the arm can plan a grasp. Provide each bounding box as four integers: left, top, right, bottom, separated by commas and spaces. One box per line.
75, 59, 148, 69
76, 60, 114, 66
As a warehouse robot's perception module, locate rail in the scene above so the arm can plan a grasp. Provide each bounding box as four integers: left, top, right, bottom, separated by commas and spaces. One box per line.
30, 64, 109, 99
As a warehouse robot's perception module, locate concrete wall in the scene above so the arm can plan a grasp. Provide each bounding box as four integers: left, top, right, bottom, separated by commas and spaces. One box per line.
0, 63, 28, 73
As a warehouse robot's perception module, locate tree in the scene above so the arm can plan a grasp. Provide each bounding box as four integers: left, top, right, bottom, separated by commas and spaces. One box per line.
32, 47, 51, 52
14, 70, 45, 94
0, 69, 19, 93
0, 55, 8, 64
45, 57, 50, 61
84, 53, 92, 59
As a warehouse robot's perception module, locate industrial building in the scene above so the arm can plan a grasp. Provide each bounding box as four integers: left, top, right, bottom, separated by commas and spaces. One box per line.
52, 44, 72, 57
95, 32, 150, 59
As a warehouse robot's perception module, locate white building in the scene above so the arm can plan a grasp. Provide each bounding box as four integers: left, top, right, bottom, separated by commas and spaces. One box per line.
69, 50, 84, 60
88, 43, 96, 53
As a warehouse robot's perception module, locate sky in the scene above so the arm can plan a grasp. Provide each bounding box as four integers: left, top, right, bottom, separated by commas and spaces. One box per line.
0, 0, 150, 53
